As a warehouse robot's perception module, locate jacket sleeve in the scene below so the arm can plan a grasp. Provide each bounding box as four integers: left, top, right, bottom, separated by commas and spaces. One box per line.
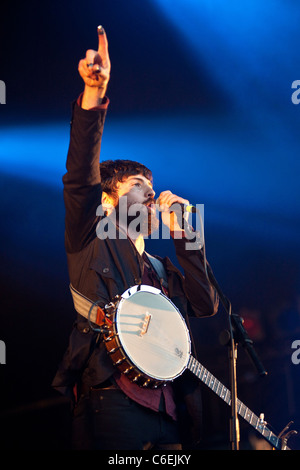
62, 100, 108, 253
173, 237, 219, 317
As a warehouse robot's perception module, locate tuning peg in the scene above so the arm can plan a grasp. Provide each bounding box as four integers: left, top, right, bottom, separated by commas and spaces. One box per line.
278, 421, 298, 450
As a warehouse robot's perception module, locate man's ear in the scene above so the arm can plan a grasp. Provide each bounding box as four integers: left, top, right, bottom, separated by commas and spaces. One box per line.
101, 192, 115, 215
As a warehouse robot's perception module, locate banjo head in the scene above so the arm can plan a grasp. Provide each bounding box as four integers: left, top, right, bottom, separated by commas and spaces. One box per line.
114, 285, 191, 382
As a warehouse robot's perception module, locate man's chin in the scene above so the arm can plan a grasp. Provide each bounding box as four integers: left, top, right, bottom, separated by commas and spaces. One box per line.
116, 201, 160, 238
127, 213, 159, 238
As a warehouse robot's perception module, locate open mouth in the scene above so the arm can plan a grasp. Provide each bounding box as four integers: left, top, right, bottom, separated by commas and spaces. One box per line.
144, 200, 156, 214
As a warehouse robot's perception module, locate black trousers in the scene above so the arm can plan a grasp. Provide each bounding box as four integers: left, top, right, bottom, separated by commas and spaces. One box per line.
72, 387, 182, 450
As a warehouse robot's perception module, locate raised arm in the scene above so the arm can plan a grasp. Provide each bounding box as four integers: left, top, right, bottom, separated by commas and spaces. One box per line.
63, 27, 111, 253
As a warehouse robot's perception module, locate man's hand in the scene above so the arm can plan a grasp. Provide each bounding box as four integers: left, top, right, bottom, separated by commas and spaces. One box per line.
157, 190, 190, 235
78, 26, 111, 109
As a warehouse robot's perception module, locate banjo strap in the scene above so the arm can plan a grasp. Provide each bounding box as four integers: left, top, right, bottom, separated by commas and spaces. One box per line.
69, 253, 167, 327
144, 252, 168, 289
70, 263, 198, 359
69, 283, 108, 327
146, 253, 198, 361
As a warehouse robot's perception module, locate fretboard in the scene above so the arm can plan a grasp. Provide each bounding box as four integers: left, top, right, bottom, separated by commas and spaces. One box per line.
187, 355, 282, 450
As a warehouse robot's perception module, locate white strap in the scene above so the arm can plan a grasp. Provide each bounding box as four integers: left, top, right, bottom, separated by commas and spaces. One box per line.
70, 254, 168, 323
69, 284, 100, 324
145, 252, 168, 288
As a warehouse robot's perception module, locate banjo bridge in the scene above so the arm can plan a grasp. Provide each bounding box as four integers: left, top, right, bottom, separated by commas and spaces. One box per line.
139, 312, 152, 336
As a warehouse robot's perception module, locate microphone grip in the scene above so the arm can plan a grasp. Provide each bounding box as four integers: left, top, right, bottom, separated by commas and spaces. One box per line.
155, 199, 197, 213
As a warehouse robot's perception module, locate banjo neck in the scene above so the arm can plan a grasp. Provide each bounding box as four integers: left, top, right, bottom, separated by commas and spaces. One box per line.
187, 355, 285, 450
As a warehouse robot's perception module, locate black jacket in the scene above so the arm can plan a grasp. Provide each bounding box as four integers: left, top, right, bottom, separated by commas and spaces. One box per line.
52, 101, 219, 446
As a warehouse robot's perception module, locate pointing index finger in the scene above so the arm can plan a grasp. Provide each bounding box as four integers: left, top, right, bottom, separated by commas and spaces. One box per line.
97, 25, 109, 61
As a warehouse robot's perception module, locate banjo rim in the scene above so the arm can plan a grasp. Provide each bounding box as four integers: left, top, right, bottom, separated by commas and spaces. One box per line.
104, 285, 191, 387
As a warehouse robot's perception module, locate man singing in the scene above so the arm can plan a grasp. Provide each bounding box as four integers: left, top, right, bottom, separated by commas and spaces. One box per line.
53, 26, 219, 450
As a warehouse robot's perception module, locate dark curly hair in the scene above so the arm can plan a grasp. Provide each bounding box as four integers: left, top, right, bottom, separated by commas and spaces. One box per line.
100, 159, 153, 201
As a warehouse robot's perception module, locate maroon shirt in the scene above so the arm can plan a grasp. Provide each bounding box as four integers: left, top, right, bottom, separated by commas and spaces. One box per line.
114, 253, 177, 421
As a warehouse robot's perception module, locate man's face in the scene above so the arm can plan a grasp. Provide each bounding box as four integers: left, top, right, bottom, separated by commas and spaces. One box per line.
115, 174, 158, 237
117, 174, 155, 207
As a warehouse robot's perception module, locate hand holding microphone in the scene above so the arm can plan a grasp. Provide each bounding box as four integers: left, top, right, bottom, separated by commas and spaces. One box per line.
156, 191, 197, 213
156, 190, 196, 234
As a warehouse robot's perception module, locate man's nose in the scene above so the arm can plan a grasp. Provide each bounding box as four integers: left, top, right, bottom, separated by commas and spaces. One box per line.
147, 187, 155, 199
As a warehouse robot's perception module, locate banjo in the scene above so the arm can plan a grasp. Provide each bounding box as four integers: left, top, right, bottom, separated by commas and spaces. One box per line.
98, 284, 296, 450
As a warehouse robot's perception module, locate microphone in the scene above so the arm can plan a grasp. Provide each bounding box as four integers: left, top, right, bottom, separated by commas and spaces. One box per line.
177, 203, 197, 213
170, 202, 197, 214
155, 199, 197, 213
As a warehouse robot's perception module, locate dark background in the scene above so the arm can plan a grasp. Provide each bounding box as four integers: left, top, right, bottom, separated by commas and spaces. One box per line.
0, 0, 300, 450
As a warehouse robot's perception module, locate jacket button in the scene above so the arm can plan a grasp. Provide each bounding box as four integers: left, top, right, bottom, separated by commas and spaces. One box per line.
102, 267, 110, 273
82, 327, 90, 334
